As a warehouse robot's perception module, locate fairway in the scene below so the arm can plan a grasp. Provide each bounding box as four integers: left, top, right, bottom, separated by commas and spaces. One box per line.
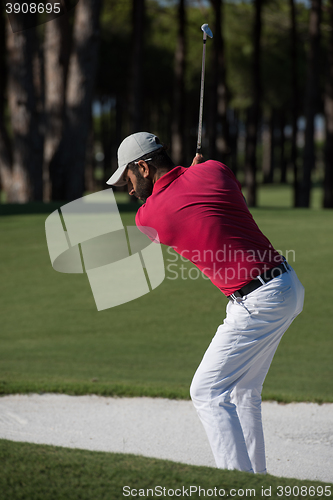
0, 201, 332, 402
1, 439, 331, 500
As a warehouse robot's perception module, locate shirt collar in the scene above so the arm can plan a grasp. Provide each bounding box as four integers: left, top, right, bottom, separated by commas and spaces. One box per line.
152, 166, 187, 194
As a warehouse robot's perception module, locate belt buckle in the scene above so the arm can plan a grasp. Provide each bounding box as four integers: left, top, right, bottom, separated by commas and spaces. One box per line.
229, 291, 242, 301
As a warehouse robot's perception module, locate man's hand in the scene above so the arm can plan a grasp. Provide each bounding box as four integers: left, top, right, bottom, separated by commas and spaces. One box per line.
191, 153, 204, 166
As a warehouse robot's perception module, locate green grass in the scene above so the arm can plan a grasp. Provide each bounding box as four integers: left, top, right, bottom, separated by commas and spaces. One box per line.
1, 189, 332, 499
0, 189, 333, 402
256, 184, 324, 209
0, 439, 331, 500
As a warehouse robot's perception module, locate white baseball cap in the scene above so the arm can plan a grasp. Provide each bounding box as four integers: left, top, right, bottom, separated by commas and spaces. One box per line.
106, 132, 163, 186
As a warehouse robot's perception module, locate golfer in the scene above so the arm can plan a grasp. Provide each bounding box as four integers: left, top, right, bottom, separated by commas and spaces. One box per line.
107, 132, 305, 474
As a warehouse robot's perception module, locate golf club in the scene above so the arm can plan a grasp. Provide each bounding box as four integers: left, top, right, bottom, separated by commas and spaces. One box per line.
197, 23, 213, 156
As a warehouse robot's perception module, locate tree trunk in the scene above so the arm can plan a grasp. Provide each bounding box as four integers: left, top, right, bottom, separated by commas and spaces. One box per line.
100, 97, 113, 186
289, 0, 300, 206
228, 108, 239, 174
171, 0, 186, 165
54, 0, 102, 201
110, 94, 123, 182
324, 0, 333, 208
299, 0, 322, 207
6, 14, 44, 202
279, 110, 287, 183
43, 5, 71, 201
129, 0, 145, 133
0, 6, 12, 197
244, 0, 262, 207
209, 0, 229, 163
262, 109, 274, 184
85, 114, 96, 193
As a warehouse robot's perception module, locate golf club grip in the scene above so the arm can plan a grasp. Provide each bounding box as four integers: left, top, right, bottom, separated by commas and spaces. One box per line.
196, 146, 202, 155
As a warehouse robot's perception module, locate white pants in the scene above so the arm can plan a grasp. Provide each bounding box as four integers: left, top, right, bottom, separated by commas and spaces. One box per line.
190, 265, 304, 473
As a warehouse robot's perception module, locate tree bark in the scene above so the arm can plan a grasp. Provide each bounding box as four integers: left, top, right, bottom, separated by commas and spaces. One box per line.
6, 14, 44, 202
129, 0, 145, 133
43, 5, 71, 201
85, 114, 96, 193
228, 108, 239, 174
279, 110, 287, 184
0, 6, 12, 197
244, 0, 262, 207
324, 0, 333, 208
262, 109, 274, 184
289, 0, 300, 206
171, 0, 186, 165
299, 0, 322, 207
99, 100, 108, 185
209, 0, 229, 163
54, 0, 102, 201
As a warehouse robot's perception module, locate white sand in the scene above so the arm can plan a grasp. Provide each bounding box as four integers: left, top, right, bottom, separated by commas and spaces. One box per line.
0, 394, 332, 484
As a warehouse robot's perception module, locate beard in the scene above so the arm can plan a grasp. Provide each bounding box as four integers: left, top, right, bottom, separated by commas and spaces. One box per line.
133, 173, 153, 203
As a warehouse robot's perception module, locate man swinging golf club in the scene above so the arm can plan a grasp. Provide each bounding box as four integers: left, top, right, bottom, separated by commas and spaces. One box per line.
106, 26, 305, 474
106, 130, 304, 473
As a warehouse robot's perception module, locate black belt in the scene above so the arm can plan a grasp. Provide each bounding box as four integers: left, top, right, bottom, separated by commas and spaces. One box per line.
228, 261, 289, 300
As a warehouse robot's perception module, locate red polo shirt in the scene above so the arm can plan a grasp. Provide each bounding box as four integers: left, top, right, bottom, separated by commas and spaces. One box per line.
135, 160, 283, 296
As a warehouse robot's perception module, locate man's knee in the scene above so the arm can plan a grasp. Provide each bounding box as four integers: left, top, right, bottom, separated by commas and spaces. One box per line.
190, 372, 230, 408
190, 375, 202, 407
190, 371, 213, 408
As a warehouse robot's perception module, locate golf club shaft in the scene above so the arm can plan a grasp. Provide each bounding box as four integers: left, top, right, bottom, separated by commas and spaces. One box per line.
197, 35, 207, 155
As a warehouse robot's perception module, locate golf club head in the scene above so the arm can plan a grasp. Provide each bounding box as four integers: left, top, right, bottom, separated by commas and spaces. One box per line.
201, 23, 213, 39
